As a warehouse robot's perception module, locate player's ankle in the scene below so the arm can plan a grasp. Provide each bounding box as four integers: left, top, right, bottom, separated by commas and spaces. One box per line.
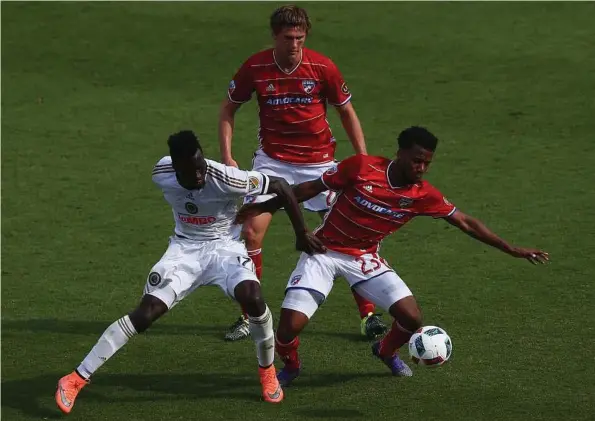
259, 363, 274, 370
74, 369, 89, 381
284, 360, 300, 371
359, 307, 375, 318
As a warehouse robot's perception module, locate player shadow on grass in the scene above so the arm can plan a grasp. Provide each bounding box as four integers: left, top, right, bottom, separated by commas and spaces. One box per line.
3, 319, 371, 343
293, 408, 365, 419
1, 371, 379, 418
306, 329, 366, 343
0, 372, 257, 419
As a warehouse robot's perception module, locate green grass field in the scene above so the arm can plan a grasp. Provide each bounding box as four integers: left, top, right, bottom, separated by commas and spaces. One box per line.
2, 2, 594, 420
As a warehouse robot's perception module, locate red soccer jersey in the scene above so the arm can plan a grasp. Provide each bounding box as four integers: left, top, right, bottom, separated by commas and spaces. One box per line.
227, 48, 352, 164
316, 154, 457, 256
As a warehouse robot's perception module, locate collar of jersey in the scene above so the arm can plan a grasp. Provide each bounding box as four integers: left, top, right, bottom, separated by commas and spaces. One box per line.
386, 161, 420, 189
273, 49, 303, 75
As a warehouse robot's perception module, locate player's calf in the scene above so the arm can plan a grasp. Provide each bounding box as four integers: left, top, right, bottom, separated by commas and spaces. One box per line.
55, 295, 168, 414
274, 306, 311, 386
373, 296, 421, 368
388, 296, 423, 334
234, 280, 283, 400
275, 335, 301, 386
242, 215, 269, 280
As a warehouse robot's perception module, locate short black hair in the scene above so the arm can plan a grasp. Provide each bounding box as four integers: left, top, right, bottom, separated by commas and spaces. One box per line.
167, 130, 202, 159
397, 126, 438, 151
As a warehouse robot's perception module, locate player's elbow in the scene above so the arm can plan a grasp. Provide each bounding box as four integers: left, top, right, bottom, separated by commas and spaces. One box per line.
219, 99, 238, 120
268, 177, 291, 198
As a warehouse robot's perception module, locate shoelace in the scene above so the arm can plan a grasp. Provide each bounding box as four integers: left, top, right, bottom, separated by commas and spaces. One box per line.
261, 369, 276, 384
64, 378, 86, 399
367, 315, 384, 327
230, 317, 247, 330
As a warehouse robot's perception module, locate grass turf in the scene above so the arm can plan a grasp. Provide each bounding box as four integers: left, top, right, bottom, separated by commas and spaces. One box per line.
2, 2, 594, 420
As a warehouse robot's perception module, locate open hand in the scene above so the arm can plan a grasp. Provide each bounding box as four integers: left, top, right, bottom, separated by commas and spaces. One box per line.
296, 232, 327, 255
509, 247, 549, 265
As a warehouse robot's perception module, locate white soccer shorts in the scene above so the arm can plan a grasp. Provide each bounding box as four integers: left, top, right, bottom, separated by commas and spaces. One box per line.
282, 250, 413, 317
243, 149, 336, 211
143, 236, 259, 309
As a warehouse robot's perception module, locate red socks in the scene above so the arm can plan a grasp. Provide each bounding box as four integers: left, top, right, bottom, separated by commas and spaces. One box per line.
248, 248, 263, 280
239, 249, 264, 317
275, 335, 301, 371
352, 289, 375, 318
379, 321, 414, 357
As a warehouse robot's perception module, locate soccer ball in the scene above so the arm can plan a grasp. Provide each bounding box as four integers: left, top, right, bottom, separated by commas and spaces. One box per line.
408, 326, 452, 367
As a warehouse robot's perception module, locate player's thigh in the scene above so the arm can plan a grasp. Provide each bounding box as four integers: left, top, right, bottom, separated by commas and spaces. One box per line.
281, 252, 338, 316
337, 252, 413, 312
143, 237, 208, 309
294, 161, 337, 212
243, 151, 295, 205
281, 288, 325, 321
204, 240, 261, 300
354, 271, 414, 313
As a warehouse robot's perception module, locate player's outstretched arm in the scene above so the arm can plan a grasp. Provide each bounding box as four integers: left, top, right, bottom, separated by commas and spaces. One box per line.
267, 176, 326, 254
235, 179, 328, 223
445, 210, 549, 265
336, 102, 367, 155
218, 99, 242, 168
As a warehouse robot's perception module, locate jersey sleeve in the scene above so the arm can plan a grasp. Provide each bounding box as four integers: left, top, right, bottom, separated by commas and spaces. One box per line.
151, 156, 175, 189
421, 185, 457, 218
206, 161, 270, 198
324, 59, 352, 106
227, 60, 254, 104
321, 154, 363, 191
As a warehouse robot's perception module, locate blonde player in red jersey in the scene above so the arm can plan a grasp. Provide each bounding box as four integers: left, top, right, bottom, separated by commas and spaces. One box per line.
236, 126, 549, 385
219, 5, 387, 341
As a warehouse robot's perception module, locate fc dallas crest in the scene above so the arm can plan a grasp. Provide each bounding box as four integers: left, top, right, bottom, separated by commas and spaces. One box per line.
302, 79, 316, 94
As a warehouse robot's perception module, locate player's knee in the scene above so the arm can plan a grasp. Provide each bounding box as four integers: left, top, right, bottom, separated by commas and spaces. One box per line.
276, 307, 310, 343
397, 309, 422, 332
129, 295, 168, 333
403, 309, 423, 332
235, 280, 265, 316
389, 298, 423, 332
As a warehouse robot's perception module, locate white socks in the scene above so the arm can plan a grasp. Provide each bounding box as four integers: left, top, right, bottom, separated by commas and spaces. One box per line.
75, 307, 274, 379
76, 315, 137, 379
248, 306, 275, 368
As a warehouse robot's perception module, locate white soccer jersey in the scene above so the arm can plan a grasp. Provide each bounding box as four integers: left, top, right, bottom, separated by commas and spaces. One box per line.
152, 156, 271, 241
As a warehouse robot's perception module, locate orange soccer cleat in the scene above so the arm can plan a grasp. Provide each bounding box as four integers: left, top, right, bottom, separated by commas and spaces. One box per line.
55, 371, 89, 414
258, 365, 284, 403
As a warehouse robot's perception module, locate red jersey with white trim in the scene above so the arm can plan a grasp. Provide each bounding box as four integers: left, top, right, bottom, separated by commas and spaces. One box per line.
317, 154, 456, 256
227, 48, 352, 164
